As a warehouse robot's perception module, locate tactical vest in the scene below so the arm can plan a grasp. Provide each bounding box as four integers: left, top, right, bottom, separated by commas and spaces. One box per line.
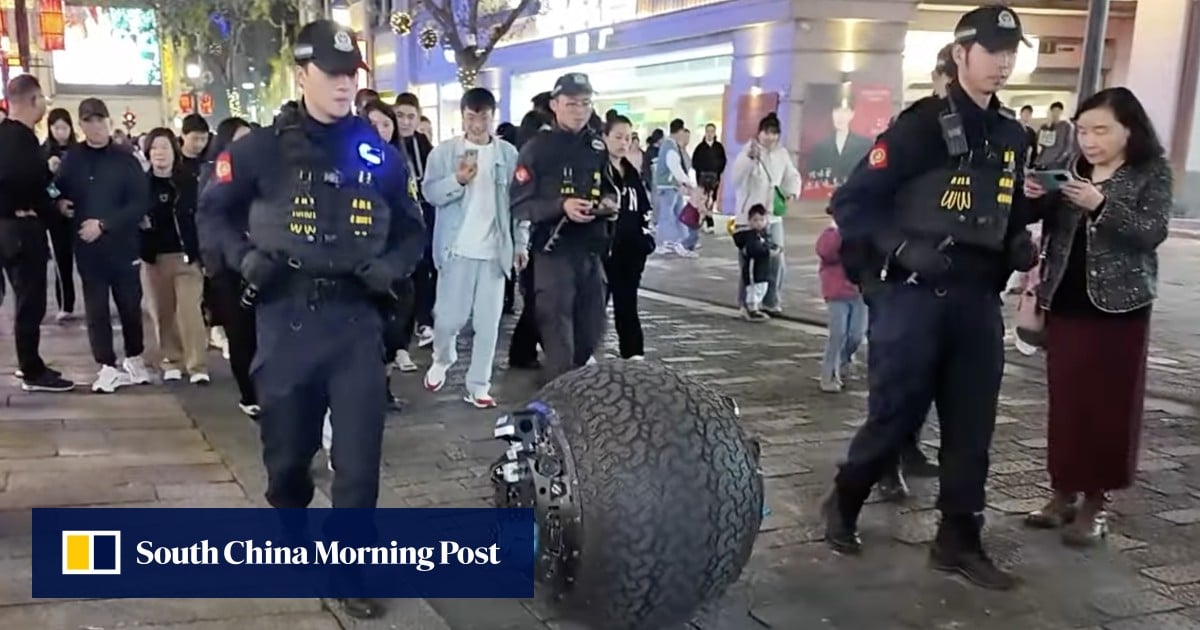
247, 111, 392, 276
893, 98, 1017, 252
530, 131, 609, 255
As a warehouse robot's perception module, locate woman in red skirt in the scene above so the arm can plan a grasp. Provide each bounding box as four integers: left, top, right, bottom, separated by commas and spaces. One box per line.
1021, 87, 1174, 547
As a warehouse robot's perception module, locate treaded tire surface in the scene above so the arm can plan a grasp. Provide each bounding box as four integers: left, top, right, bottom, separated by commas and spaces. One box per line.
536, 360, 763, 630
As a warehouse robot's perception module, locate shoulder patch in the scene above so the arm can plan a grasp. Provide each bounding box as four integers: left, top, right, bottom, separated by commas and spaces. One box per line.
514, 165, 532, 184
591, 138, 605, 152
867, 142, 888, 169
215, 152, 233, 184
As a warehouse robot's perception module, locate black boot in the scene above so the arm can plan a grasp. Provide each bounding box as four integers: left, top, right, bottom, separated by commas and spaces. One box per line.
875, 466, 909, 503
900, 443, 939, 478
337, 597, 386, 619
930, 514, 1018, 591
821, 486, 863, 554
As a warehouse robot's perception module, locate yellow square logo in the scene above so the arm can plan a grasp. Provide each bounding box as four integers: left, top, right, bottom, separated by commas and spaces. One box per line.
61, 531, 121, 575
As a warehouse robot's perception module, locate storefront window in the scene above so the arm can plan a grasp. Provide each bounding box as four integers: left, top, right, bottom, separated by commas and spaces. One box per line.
509, 45, 733, 144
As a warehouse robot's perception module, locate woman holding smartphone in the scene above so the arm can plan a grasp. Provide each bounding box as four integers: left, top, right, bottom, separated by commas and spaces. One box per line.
1022, 88, 1173, 546
601, 112, 655, 359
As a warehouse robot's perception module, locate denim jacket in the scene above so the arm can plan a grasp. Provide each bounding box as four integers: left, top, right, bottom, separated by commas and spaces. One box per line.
421, 135, 529, 278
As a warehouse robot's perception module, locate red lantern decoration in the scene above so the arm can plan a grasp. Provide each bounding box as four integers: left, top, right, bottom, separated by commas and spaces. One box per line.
199, 92, 213, 116
39, 0, 66, 52
179, 93, 194, 114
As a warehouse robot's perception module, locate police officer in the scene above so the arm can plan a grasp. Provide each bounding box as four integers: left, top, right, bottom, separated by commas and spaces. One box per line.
196, 20, 425, 618
511, 73, 612, 381
871, 42, 961, 503
821, 4, 1038, 591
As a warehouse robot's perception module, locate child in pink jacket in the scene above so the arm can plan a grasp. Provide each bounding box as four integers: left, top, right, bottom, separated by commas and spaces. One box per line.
816, 211, 868, 393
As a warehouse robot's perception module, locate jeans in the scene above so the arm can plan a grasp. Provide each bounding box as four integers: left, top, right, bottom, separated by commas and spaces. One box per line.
432, 255, 507, 395
655, 187, 685, 247
822, 296, 868, 379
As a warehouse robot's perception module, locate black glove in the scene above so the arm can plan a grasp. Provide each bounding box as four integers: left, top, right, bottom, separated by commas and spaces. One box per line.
240, 249, 280, 290
355, 259, 395, 297
894, 240, 951, 278
1005, 232, 1039, 272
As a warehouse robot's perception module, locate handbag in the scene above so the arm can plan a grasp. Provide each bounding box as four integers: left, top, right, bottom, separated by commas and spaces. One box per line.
1013, 241, 1047, 356
679, 202, 701, 230
758, 156, 789, 217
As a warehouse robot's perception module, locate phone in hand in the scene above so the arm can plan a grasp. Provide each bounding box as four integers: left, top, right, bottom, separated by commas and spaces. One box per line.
1030, 169, 1076, 192
463, 149, 479, 165
592, 195, 619, 218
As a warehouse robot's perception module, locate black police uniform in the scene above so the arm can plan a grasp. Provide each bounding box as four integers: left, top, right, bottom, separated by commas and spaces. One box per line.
510, 73, 611, 381
196, 24, 424, 513
823, 5, 1038, 591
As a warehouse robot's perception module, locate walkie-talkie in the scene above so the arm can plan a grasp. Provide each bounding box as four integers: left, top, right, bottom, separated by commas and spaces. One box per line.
939, 94, 969, 158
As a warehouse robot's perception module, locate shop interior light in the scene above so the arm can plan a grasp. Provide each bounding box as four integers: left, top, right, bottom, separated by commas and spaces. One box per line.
903, 30, 1039, 78
185, 63, 201, 79
331, 0, 352, 28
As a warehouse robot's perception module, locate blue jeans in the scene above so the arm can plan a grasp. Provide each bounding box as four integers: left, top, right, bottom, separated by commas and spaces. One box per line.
655, 187, 695, 248
822, 296, 868, 379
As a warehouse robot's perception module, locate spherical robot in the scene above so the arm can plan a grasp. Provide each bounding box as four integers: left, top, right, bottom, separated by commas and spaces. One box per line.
491, 360, 764, 630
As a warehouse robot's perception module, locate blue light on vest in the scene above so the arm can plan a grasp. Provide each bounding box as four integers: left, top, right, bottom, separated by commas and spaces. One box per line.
358, 142, 383, 167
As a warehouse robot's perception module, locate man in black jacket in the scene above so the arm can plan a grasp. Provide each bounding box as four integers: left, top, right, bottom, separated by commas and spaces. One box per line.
55, 98, 151, 393
692, 123, 727, 233
0, 75, 74, 391
391, 92, 436, 360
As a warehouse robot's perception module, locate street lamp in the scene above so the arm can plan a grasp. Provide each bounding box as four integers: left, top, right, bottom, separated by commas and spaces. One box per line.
185, 63, 201, 80
331, 0, 352, 28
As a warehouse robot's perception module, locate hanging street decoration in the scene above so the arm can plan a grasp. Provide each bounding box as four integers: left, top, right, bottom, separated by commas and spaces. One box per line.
389, 11, 413, 36
418, 26, 438, 51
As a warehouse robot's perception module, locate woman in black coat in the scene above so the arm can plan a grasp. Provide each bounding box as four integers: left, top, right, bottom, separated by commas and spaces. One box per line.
601, 113, 655, 359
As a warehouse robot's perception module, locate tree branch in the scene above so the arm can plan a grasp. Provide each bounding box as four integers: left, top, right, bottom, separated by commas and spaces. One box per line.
469, 0, 479, 43
478, 0, 534, 59
421, 0, 464, 50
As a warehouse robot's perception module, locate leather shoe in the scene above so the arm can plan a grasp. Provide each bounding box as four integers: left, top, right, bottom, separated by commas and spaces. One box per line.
821, 489, 862, 554
337, 597, 385, 619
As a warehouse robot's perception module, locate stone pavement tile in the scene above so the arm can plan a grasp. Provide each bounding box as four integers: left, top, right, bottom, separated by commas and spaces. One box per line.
155, 481, 248, 502
137, 612, 342, 629
0, 478, 157, 509
1143, 563, 1200, 586
423, 598, 547, 630
0, 598, 326, 628
1140, 458, 1185, 472
1089, 589, 1183, 618
1158, 445, 1200, 458
0, 450, 222, 473
1104, 612, 1200, 630
1159, 509, 1200, 524
5, 463, 232, 490
1159, 585, 1200, 608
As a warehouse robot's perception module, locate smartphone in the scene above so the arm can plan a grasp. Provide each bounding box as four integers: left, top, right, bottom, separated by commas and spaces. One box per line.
1031, 169, 1075, 191
592, 195, 619, 218
463, 149, 478, 165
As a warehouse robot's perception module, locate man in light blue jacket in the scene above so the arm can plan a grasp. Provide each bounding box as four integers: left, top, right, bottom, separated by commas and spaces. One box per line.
420, 88, 528, 408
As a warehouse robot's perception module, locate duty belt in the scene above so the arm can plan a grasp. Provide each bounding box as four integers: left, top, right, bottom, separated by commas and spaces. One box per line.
284, 273, 369, 304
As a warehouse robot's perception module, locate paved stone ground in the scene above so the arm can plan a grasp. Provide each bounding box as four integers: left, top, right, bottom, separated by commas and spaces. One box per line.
11, 236, 1200, 628
177, 286, 1200, 630
0, 309, 450, 629
644, 212, 1200, 404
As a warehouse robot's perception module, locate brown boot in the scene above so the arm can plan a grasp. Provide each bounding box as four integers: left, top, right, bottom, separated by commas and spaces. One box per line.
1024, 491, 1078, 529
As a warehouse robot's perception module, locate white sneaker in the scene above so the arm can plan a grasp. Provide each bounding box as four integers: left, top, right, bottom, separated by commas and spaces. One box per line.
394, 350, 418, 373
416, 326, 434, 348
238, 402, 261, 418
672, 242, 699, 258
55, 311, 74, 323
163, 369, 183, 381
586, 356, 598, 366
423, 363, 449, 392
209, 326, 228, 351
92, 365, 133, 393
190, 373, 211, 385
629, 355, 645, 361
122, 356, 152, 385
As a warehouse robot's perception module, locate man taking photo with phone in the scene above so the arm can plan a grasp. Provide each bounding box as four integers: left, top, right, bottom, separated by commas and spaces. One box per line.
419, 87, 523, 407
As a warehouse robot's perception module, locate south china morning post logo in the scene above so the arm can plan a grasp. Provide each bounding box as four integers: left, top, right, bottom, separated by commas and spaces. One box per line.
61, 530, 122, 575
35, 507, 535, 599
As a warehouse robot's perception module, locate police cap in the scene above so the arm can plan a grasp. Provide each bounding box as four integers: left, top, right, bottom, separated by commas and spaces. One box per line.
551, 73, 594, 98
293, 20, 370, 76
954, 4, 1032, 52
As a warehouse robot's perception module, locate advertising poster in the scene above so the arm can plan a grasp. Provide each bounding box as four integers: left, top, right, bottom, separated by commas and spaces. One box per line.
52, 6, 162, 86
798, 83, 893, 200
